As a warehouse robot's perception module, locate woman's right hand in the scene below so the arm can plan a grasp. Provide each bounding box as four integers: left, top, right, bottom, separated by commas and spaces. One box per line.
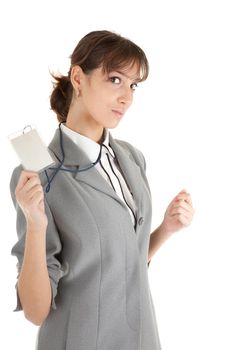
15, 170, 48, 229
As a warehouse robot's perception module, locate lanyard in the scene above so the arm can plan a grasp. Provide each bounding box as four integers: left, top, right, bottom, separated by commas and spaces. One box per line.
44, 124, 102, 193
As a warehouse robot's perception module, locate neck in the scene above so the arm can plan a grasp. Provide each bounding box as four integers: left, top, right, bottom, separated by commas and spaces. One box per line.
66, 103, 104, 144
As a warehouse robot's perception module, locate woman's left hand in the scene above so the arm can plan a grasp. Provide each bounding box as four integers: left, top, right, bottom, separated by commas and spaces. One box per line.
161, 189, 194, 236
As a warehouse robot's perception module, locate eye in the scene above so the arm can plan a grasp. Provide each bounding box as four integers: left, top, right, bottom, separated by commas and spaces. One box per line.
109, 76, 121, 84
130, 82, 138, 91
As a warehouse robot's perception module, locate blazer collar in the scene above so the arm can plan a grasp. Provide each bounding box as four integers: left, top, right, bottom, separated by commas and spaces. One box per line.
48, 128, 143, 214
49, 128, 91, 167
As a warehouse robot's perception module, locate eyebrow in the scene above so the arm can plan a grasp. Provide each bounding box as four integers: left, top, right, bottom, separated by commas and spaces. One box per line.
114, 70, 141, 83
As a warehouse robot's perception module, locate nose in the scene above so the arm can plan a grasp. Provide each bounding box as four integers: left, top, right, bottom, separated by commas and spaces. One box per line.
118, 87, 133, 107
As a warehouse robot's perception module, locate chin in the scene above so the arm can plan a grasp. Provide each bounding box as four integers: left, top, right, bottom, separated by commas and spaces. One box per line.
105, 120, 121, 129
107, 125, 119, 130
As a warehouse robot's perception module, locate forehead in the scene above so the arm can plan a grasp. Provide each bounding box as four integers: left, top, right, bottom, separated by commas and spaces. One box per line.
114, 64, 141, 81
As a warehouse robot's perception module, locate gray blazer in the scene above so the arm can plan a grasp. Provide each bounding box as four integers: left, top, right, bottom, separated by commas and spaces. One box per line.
10, 129, 161, 350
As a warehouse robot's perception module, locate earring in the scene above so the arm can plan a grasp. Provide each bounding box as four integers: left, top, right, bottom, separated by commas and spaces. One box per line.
76, 88, 79, 98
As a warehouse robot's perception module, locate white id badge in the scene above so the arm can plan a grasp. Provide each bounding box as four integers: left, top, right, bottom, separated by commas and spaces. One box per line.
9, 126, 55, 172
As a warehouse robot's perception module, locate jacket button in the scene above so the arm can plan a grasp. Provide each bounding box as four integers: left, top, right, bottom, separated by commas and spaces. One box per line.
138, 217, 144, 225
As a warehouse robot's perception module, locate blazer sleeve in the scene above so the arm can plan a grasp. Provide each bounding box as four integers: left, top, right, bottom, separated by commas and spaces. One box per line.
10, 166, 67, 311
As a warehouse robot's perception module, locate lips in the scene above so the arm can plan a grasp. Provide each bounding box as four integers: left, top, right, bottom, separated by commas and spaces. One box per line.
112, 109, 124, 118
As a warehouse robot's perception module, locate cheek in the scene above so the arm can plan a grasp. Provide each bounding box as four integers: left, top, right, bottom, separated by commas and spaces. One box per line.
83, 89, 100, 110
84, 95, 108, 123
91, 90, 112, 111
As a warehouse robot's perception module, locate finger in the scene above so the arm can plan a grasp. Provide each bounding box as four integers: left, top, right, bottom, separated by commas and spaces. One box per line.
177, 214, 191, 227
22, 176, 42, 194
169, 211, 193, 227
27, 184, 44, 201
176, 192, 193, 206
179, 189, 188, 194
170, 207, 194, 220
31, 189, 45, 207
16, 170, 39, 192
172, 200, 193, 212
170, 190, 188, 204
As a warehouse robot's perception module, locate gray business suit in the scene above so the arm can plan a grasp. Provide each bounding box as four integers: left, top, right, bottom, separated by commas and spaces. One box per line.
10, 128, 161, 350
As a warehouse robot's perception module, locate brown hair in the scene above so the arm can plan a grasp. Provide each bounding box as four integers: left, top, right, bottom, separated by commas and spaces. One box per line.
50, 30, 149, 123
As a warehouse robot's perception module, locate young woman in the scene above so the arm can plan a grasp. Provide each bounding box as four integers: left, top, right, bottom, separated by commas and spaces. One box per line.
10, 30, 194, 350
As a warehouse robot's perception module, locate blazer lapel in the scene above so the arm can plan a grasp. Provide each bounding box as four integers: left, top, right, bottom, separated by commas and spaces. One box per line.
48, 128, 143, 213
109, 134, 143, 213
48, 129, 125, 207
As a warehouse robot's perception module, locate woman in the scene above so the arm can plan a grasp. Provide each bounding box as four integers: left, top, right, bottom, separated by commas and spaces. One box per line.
10, 30, 194, 349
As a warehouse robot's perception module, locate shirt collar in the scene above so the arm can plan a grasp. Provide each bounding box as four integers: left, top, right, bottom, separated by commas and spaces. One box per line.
61, 123, 115, 162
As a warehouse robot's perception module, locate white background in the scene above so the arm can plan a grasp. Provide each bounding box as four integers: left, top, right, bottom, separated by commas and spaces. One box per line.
1, 0, 233, 349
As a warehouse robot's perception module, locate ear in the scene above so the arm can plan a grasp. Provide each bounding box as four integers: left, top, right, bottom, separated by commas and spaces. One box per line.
70, 65, 84, 90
